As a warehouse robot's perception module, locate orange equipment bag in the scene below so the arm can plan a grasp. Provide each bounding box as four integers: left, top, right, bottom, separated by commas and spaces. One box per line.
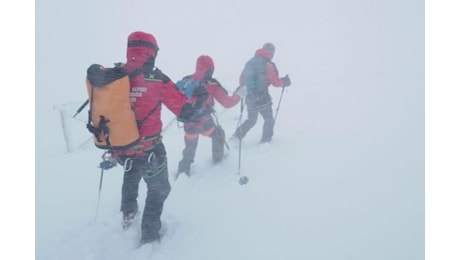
85, 64, 140, 150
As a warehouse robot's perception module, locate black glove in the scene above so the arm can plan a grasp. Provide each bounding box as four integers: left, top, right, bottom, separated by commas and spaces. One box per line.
177, 103, 196, 123
281, 74, 291, 87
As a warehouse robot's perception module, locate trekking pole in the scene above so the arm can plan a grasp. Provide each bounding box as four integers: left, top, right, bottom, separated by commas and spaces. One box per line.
73, 99, 89, 118
273, 85, 286, 127
94, 152, 117, 221
236, 98, 249, 185
94, 167, 105, 221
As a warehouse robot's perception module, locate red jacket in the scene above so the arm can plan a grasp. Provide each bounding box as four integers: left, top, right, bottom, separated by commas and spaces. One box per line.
112, 67, 189, 157
114, 31, 189, 157
124, 31, 189, 138
127, 68, 188, 137
202, 79, 240, 110
189, 55, 240, 112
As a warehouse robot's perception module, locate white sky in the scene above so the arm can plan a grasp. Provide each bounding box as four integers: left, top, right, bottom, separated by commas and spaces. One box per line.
1, 0, 459, 259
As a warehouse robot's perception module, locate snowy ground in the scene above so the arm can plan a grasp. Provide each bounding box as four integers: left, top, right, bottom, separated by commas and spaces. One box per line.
37, 74, 425, 260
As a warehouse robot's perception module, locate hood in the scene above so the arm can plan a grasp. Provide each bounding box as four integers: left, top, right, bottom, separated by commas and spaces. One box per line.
192, 55, 215, 80
254, 48, 273, 60
126, 31, 159, 70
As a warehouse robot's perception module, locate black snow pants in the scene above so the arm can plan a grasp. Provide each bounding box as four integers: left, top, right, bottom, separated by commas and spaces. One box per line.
178, 115, 225, 175
117, 142, 171, 242
234, 93, 274, 143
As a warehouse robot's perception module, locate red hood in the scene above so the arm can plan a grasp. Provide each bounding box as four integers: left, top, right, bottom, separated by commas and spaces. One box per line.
255, 48, 273, 60
192, 55, 215, 80
125, 31, 159, 70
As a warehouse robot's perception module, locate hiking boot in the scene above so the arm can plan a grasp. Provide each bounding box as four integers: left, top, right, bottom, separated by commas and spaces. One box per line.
212, 153, 229, 165
140, 233, 160, 245
177, 160, 191, 176
259, 137, 272, 144
122, 210, 138, 230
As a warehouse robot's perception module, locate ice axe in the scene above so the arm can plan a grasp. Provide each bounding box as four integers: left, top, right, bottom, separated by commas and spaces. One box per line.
73, 99, 89, 118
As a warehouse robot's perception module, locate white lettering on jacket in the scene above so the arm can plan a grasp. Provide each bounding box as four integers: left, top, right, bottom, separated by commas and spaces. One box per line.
131, 87, 147, 92
130, 86, 147, 103
130, 92, 142, 97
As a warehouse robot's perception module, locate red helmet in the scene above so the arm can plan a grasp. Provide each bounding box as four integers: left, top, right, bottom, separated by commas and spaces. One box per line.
126, 31, 159, 69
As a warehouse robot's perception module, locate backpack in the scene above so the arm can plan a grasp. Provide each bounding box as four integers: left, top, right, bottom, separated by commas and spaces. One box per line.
85, 64, 140, 150
242, 56, 268, 96
175, 76, 204, 99
175, 76, 209, 123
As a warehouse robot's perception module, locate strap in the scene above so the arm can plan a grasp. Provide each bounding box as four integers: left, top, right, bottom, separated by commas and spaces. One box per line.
98, 116, 111, 146
87, 67, 105, 141
86, 115, 111, 145
137, 101, 161, 129
128, 67, 162, 130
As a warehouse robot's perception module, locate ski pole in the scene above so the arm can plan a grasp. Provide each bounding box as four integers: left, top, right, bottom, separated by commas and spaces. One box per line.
273, 85, 286, 127
94, 152, 117, 221
236, 98, 244, 172
94, 167, 104, 221
236, 97, 249, 185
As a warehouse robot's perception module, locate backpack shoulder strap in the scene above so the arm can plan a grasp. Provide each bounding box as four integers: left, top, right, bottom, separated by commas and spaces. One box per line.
130, 67, 162, 129
136, 101, 161, 129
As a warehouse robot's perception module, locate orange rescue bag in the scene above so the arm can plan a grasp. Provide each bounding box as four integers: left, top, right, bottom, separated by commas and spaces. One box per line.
85, 64, 140, 150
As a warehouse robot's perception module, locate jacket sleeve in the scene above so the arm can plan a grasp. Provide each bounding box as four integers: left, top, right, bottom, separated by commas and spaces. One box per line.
208, 80, 240, 108
266, 62, 285, 87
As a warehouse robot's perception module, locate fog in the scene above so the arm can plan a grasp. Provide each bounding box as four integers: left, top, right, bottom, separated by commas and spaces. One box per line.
34, 0, 425, 259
